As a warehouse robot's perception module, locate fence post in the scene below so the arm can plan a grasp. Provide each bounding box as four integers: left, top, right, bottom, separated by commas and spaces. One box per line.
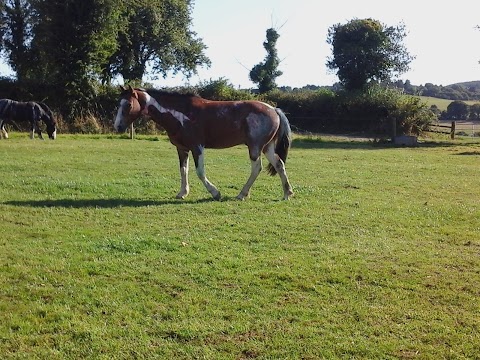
450, 121, 455, 140
130, 123, 134, 139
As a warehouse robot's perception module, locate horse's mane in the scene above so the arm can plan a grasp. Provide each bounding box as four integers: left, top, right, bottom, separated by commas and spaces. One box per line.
36, 102, 56, 124
37, 102, 53, 116
142, 88, 200, 99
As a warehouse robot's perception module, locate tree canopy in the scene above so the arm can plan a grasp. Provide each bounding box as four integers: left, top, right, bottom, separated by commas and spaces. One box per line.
0, 0, 210, 116
446, 100, 469, 120
105, 0, 210, 84
249, 28, 283, 94
326, 18, 414, 91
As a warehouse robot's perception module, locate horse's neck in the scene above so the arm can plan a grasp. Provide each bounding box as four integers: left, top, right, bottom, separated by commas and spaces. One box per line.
146, 97, 190, 134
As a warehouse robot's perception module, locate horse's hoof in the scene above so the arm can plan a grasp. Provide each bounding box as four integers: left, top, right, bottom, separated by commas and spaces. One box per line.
236, 191, 248, 201
213, 192, 221, 201
283, 191, 294, 200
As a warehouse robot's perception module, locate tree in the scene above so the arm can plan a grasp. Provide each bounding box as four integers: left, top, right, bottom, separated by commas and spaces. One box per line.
446, 100, 469, 120
26, 0, 123, 116
250, 28, 283, 93
326, 18, 414, 90
31, 0, 120, 81
468, 103, 480, 120
105, 0, 210, 84
0, 0, 33, 81
1, 0, 210, 120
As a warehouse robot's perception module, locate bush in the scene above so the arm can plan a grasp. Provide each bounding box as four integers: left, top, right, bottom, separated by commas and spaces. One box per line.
263, 88, 337, 132
391, 95, 436, 136
71, 112, 103, 134
197, 78, 255, 101
332, 86, 435, 136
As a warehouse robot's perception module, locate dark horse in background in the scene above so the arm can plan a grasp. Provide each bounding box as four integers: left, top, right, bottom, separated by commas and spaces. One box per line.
114, 85, 294, 200
0, 99, 57, 140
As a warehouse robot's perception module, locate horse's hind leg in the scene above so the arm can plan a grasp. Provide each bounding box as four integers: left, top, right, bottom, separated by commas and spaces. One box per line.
176, 148, 190, 199
264, 142, 294, 200
237, 147, 262, 200
29, 122, 35, 139
192, 145, 221, 200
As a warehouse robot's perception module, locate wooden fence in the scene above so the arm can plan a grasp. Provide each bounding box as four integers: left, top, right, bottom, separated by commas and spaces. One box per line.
427, 121, 456, 139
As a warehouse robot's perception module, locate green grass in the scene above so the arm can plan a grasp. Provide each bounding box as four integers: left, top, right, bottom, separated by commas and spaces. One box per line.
1, 133, 479, 359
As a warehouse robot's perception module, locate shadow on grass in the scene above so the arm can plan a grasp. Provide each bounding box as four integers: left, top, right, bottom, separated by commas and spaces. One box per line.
292, 137, 387, 150
455, 151, 480, 156
3, 197, 219, 208
292, 135, 480, 150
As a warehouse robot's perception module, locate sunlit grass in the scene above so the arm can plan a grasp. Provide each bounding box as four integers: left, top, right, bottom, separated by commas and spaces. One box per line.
1, 133, 479, 359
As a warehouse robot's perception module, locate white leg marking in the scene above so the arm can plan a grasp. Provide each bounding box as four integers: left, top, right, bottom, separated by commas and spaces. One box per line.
176, 156, 190, 199
0, 125, 7, 139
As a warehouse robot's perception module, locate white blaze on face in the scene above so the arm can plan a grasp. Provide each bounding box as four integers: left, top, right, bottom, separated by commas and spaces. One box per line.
114, 99, 129, 131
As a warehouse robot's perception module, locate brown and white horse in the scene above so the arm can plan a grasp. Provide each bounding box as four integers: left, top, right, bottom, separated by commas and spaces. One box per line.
114, 86, 293, 200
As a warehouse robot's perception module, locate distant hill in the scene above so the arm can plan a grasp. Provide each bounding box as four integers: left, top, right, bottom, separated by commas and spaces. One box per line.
395, 80, 480, 101
449, 81, 480, 89
447, 80, 480, 87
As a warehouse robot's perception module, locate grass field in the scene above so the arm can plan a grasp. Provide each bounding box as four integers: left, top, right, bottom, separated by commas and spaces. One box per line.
1, 133, 479, 359
419, 96, 479, 112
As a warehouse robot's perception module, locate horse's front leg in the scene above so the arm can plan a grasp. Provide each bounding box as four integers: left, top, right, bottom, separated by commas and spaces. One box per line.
0, 121, 7, 139
31, 121, 43, 140
35, 121, 44, 140
176, 148, 190, 199
192, 145, 221, 200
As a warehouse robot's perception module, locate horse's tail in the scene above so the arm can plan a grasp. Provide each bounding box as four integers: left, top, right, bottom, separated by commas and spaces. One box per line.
267, 108, 293, 176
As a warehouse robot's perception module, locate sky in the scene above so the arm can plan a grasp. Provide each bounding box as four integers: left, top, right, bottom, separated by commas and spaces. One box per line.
1, 0, 479, 89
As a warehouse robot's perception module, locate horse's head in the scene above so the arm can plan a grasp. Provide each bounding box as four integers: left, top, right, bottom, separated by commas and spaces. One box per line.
37, 102, 57, 139
114, 85, 145, 133
46, 117, 57, 140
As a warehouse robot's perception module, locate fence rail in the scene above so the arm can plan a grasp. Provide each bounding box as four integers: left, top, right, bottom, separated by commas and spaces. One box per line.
427, 121, 456, 139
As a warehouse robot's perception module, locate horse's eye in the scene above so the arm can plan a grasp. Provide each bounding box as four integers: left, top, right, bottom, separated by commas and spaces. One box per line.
122, 102, 132, 114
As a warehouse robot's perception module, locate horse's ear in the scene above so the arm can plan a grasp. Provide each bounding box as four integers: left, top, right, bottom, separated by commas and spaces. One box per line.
127, 84, 138, 99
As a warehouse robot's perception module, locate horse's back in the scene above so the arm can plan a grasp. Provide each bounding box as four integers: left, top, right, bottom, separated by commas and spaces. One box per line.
194, 98, 280, 149
0, 99, 36, 121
